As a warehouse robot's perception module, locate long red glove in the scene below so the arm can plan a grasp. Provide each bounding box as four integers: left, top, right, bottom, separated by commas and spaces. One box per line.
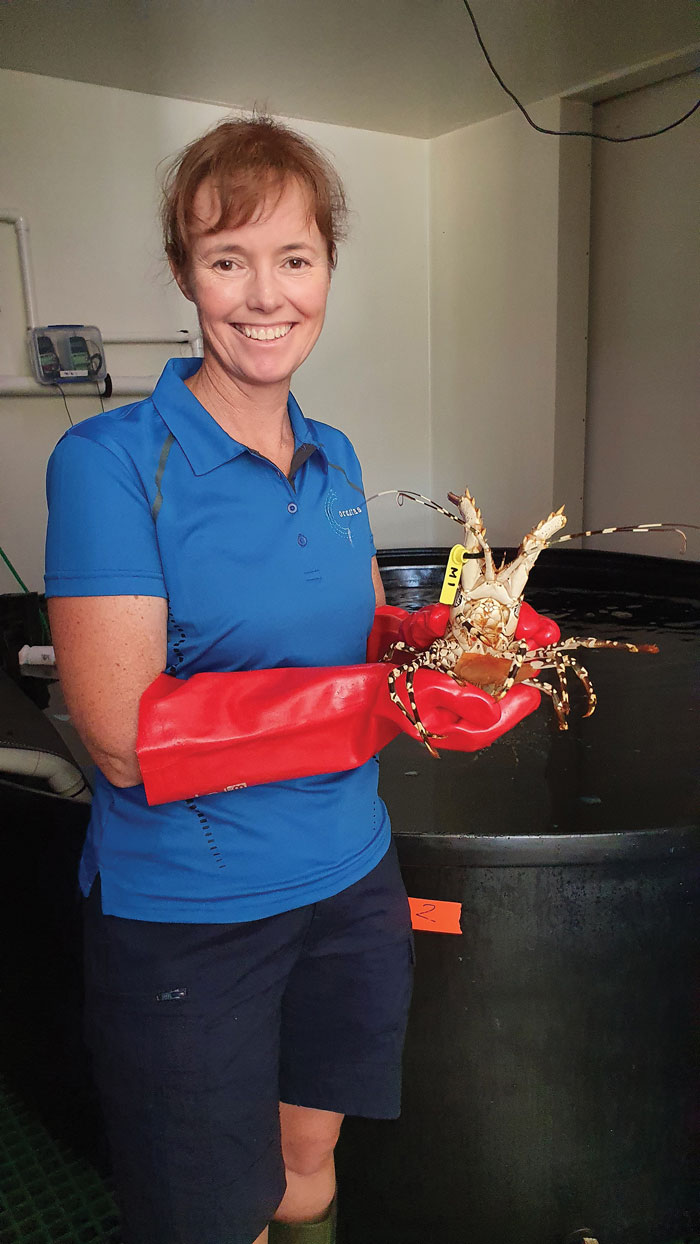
137, 664, 539, 806
137, 600, 559, 806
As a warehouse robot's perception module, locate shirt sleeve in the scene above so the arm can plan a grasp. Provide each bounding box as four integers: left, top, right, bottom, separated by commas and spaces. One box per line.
362, 483, 377, 557
343, 437, 377, 558
45, 431, 167, 598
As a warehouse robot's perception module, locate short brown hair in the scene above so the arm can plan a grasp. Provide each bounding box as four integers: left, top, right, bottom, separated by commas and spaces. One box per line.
161, 114, 348, 274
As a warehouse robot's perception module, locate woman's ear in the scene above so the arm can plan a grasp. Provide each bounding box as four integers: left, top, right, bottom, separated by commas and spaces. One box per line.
169, 259, 193, 303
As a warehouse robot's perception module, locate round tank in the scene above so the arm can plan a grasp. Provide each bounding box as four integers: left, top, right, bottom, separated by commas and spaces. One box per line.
336, 548, 699, 1244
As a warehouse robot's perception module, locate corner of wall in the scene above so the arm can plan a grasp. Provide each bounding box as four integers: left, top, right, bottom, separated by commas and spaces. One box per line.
424, 136, 438, 542
552, 97, 593, 535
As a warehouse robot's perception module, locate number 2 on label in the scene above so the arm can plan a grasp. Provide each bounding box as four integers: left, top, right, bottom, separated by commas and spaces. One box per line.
408, 897, 462, 935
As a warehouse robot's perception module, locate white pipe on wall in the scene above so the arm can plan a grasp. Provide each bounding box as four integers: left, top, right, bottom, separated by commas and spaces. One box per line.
0, 747, 91, 802
103, 333, 195, 346
0, 211, 38, 328
102, 333, 203, 356
1, 208, 203, 365
0, 376, 157, 397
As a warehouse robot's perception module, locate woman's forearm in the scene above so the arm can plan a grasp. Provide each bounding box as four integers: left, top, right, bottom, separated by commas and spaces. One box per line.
48, 594, 168, 789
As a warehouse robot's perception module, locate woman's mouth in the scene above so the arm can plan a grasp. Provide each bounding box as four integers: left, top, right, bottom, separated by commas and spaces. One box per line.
232, 323, 294, 341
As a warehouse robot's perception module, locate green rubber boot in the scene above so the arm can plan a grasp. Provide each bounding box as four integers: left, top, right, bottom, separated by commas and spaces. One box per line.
268, 1197, 336, 1243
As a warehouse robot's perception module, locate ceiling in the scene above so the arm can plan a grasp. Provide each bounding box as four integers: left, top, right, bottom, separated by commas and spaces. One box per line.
1, 0, 698, 138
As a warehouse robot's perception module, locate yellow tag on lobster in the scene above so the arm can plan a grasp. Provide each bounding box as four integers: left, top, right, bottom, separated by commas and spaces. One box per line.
439, 544, 468, 605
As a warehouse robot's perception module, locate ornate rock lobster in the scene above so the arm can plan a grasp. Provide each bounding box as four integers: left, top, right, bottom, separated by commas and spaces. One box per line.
380, 488, 676, 756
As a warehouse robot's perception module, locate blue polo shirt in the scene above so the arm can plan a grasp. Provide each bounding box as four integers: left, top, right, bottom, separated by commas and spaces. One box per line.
45, 357, 390, 922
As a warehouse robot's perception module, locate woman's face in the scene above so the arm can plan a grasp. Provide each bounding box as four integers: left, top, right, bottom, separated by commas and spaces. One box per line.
178, 177, 332, 391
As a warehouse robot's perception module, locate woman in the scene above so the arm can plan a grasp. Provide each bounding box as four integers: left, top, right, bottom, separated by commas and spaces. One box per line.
45, 116, 551, 1244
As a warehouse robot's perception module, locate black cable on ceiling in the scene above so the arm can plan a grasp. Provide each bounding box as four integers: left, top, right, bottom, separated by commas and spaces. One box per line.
462, 0, 700, 141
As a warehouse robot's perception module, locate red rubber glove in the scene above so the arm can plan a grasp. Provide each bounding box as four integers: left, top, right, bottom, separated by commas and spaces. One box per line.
366, 606, 409, 662
366, 602, 452, 662
515, 600, 560, 647
136, 663, 540, 806
399, 602, 451, 648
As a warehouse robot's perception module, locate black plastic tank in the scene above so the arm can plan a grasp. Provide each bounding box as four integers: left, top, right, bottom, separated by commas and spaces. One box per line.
336, 548, 699, 1244
0, 669, 99, 1161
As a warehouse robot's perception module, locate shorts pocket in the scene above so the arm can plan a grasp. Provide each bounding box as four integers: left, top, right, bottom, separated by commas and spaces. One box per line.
87, 989, 210, 1093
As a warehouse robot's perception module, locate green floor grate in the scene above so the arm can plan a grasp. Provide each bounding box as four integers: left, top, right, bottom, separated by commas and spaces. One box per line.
1, 1074, 697, 1244
0, 1078, 120, 1243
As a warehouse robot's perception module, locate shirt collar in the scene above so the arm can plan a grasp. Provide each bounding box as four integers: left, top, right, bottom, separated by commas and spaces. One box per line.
150, 357, 325, 477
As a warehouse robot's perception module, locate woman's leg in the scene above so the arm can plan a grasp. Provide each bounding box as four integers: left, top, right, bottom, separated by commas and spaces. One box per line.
273, 842, 414, 1237
83, 879, 308, 1244
273, 1103, 343, 1224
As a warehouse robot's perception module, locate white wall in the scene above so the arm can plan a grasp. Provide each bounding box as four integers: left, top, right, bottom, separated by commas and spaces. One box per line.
2, 65, 696, 600
585, 72, 700, 560
0, 69, 431, 591
429, 98, 592, 549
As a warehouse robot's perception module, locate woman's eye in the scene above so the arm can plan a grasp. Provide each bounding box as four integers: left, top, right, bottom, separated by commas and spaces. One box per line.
214, 259, 236, 272
285, 256, 308, 270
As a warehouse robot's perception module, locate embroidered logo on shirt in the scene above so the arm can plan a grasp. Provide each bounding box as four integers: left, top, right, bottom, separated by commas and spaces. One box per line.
325, 487, 360, 544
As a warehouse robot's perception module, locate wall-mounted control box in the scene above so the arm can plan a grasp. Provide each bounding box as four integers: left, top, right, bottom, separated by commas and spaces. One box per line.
28, 325, 106, 384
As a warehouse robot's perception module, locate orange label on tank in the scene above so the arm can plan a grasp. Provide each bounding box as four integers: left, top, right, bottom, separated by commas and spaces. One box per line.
408, 897, 462, 934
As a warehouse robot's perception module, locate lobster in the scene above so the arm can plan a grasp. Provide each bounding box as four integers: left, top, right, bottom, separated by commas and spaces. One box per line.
379, 487, 684, 757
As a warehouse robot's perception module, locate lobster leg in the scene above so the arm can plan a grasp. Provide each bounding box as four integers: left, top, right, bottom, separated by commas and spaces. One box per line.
405, 667, 443, 759
387, 666, 418, 730
553, 651, 572, 722
387, 660, 444, 758
519, 651, 594, 729
519, 675, 569, 727
526, 636, 659, 660
560, 654, 597, 718
492, 638, 531, 700
520, 648, 612, 728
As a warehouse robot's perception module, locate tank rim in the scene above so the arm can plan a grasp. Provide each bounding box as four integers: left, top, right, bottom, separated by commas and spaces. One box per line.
393, 824, 700, 867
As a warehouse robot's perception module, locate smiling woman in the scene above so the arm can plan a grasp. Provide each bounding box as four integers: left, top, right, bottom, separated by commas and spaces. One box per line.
175, 179, 333, 435
44, 113, 552, 1244
159, 117, 347, 463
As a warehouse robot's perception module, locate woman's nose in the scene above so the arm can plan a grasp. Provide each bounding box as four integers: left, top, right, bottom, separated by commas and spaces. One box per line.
246, 267, 283, 312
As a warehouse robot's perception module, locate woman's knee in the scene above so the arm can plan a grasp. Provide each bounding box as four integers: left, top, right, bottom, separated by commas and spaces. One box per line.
279, 1103, 343, 1177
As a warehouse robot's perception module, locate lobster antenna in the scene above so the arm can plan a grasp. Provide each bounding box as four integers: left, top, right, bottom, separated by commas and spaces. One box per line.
553, 523, 700, 555
368, 492, 699, 555
366, 489, 463, 523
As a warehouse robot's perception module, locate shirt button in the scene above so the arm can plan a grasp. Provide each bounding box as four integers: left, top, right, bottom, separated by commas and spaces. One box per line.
297, 533, 308, 546
287, 502, 298, 514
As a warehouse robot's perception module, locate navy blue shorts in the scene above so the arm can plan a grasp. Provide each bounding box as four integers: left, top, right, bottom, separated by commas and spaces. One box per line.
83, 841, 414, 1244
